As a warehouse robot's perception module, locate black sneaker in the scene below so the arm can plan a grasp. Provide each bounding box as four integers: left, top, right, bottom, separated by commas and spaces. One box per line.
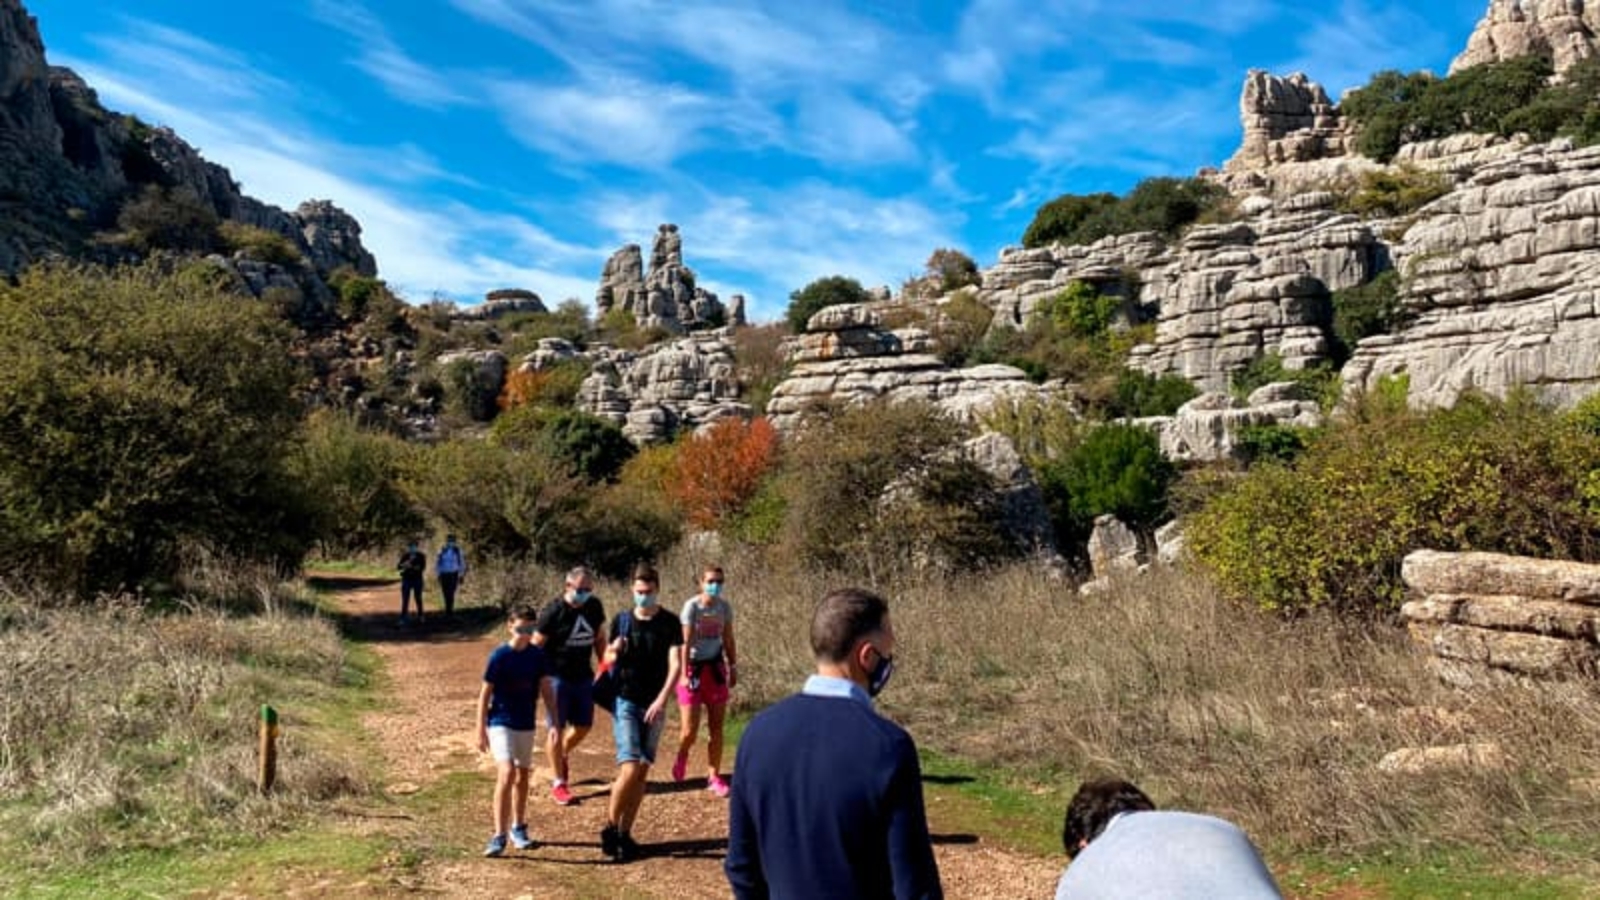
616, 832, 642, 863
600, 824, 620, 859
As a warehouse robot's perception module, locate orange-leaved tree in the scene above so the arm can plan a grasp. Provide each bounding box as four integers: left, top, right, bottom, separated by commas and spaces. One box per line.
669, 417, 780, 530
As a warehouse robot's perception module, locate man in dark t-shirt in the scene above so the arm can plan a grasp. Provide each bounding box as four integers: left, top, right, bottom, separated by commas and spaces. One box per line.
533, 565, 607, 806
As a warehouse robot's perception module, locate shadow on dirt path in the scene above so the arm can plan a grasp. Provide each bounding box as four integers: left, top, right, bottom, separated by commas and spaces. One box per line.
314, 573, 1061, 899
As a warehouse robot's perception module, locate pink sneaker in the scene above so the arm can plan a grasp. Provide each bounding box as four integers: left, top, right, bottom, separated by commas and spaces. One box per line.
551, 783, 575, 806
708, 774, 730, 798
670, 752, 688, 783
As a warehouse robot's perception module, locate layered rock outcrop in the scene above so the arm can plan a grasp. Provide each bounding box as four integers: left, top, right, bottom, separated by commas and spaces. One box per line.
1401, 549, 1600, 686
1224, 71, 1351, 174
766, 303, 1049, 433
1343, 140, 1600, 408
1451, 0, 1600, 75
595, 225, 735, 332
979, 193, 1383, 392
454, 289, 547, 321
577, 334, 750, 444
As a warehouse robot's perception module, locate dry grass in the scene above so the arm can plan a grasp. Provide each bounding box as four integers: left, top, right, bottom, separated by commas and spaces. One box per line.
715, 550, 1600, 861
0, 560, 368, 866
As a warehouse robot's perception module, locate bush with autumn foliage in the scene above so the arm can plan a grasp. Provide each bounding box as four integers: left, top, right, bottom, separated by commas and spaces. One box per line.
668, 417, 781, 530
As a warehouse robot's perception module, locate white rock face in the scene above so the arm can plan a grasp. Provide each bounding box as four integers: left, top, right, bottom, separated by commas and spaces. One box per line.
1451, 0, 1600, 75
575, 334, 750, 444
1344, 142, 1600, 409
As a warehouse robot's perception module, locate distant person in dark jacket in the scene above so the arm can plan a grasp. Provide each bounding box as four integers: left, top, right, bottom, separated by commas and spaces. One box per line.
725, 586, 942, 900
1055, 777, 1281, 899
397, 540, 426, 626
436, 534, 467, 616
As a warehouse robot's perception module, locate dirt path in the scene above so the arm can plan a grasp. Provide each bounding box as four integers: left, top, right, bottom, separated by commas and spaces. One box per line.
324, 575, 1060, 898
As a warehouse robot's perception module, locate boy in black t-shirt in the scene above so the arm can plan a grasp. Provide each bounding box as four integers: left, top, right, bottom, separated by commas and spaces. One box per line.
533, 565, 607, 806
599, 563, 682, 863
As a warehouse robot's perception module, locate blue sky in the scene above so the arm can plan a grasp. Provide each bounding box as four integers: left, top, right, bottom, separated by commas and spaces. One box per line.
31, 0, 1486, 321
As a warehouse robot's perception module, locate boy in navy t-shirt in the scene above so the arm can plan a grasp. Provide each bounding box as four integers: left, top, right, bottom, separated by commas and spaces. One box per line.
476, 605, 557, 857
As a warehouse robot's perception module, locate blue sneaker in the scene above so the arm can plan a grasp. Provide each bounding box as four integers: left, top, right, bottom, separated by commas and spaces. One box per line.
483, 833, 507, 857
510, 823, 534, 850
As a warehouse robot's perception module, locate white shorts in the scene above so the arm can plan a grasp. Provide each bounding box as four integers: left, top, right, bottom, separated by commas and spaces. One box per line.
488, 726, 536, 768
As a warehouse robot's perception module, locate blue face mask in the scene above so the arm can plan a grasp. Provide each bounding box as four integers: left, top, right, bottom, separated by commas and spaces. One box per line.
704, 582, 723, 598
633, 592, 657, 609
570, 588, 592, 604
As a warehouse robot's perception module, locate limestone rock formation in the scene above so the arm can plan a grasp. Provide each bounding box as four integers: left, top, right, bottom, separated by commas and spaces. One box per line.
576, 334, 750, 444
435, 349, 509, 422
1451, 0, 1600, 75
1400, 549, 1600, 685
455, 289, 547, 321
960, 432, 1061, 562
767, 303, 1049, 434
1224, 71, 1351, 173
1344, 141, 1600, 408
295, 199, 378, 277
1142, 385, 1323, 464
595, 225, 730, 333
979, 194, 1383, 393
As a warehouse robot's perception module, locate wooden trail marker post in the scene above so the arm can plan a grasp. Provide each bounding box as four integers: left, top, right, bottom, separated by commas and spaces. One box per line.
259, 704, 279, 794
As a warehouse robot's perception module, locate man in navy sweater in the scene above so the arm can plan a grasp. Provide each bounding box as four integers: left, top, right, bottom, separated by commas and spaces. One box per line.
725, 587, 943, 900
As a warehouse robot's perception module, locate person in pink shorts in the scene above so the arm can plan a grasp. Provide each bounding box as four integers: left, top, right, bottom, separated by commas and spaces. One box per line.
670, 565, 738, 797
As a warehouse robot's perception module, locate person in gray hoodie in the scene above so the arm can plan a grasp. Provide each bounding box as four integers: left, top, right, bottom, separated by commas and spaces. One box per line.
1055, 778, 1281, 899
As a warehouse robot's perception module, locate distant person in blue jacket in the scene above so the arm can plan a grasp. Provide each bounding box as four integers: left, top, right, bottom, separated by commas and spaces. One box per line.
725, 586, 942, 900
1055, 777, 1282, 899
436, 534, 467, 616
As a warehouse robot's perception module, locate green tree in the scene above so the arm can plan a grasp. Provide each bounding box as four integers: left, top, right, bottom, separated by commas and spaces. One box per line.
1036, 422, 1175, 548
786, 275, 872, 333
115, 185, 222, 253
925, 248, 981, 292
1022, 192, 1118, 248
490, 406, 636, 483
0, 262, 307, 593
1103, 369, 1199, 418
291, 411, 423, 555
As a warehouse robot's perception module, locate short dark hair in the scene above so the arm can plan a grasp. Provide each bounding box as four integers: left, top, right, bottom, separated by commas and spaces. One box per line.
510, 604, 539, 622
810, 587, 889, 663
1062, 778, 1155, 858
632, 563, 659, 587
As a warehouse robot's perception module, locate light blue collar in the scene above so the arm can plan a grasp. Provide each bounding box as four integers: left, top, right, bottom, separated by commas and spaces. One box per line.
802, 674, 874, 709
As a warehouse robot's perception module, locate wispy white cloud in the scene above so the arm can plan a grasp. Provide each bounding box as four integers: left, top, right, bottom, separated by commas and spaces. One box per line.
87, 19, 294, 104
488, 74, 724, 169
1281, 0, 1469, 96
310, 1, 472, 109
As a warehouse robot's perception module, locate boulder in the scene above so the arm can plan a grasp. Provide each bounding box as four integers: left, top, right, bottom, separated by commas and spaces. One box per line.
1451, 0, 1600, 75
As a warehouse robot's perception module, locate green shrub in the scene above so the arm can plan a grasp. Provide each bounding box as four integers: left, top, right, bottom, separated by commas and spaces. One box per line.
1230, 354, 1341, 409
1040, 280, 1119, 338
219, 221, 303, 267
490, 406, 635, 483
114, 184, 221, 253
1235, 423, 1317, 466
1035, 422, 1175, 547
1022, 177, 1227, 249
290, 411, 423, 555
1102, 369, 1199, 418
1342, 58, 1559, 161
1188, 391, 1600, 614
925, 247, 981, 293
400, 437, 587, 559
1331, 270, 1412, 361
776, 401, 1018, 572
0, 261, 307, 593
931, 290, 995, 367
1336, 167, 1450, 218
786, 275, 873, 333
1022, 192, 1118, 248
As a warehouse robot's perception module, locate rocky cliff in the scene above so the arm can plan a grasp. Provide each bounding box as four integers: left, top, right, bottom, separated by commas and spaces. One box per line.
1452, 0, 1600, 74
0, 0, 377, 292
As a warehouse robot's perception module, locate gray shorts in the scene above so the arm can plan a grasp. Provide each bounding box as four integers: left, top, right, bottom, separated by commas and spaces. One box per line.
488, 726, 536, 768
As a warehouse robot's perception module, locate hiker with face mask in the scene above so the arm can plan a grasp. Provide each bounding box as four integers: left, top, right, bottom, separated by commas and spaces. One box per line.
725, 587, 942, 899
396, 539, 427, 626
598, 563, 682, 863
